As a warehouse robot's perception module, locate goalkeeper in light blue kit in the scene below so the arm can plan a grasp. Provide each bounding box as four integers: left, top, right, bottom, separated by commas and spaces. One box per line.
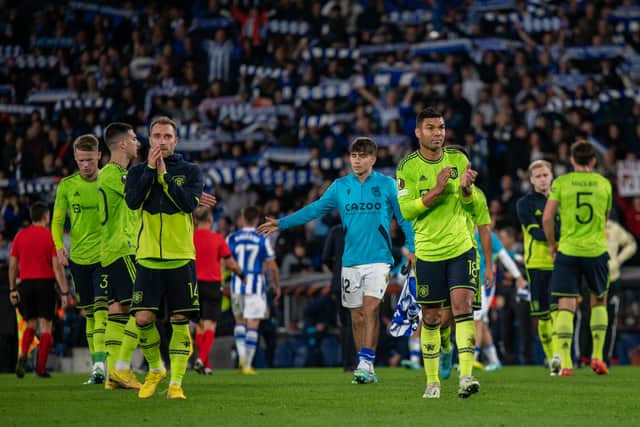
259, 137, 415, 384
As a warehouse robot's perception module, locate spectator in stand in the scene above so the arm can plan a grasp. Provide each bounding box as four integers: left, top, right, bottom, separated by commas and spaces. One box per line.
2, 192, 26, 240
281, 240, 313, 278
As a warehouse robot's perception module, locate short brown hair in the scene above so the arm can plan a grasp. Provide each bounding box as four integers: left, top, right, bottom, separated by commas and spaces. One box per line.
528, 160, 552, 174
104, 122, 133, 149
73, 134, 99, 152
30, 201, 49, 222
149, 116, 177, 136
570, 140, 596, 166
242, 206, 260, 225
193, 206, 212, 223
350, 137, 377, 156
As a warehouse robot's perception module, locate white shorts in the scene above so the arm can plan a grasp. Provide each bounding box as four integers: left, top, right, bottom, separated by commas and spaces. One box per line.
341, 263, 390, 308
231, 293, 267, 320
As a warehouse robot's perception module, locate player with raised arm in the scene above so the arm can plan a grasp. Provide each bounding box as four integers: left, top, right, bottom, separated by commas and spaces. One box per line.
436, 146, 493, 378
227, 206, 280, 375
259, 137, 415, 385
517, 160, 560, 375
51, 134, 105, 384
543, 141, 612, 376
396, 107, 480, 399
97, 122, 142, 390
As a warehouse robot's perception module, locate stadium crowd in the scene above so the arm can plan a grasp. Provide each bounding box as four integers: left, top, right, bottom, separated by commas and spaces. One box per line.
2, 0, 640, 372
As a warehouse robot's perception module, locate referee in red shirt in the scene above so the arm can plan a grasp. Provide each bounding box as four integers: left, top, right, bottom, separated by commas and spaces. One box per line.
9, 201, 70, 378
193, 206, 243, 374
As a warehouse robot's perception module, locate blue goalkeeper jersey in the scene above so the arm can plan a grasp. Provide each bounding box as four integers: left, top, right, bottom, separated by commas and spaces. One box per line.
279, 171, 415, 267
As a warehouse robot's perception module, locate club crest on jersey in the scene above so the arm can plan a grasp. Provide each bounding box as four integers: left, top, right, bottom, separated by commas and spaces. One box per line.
372, 186, 381, 197
122, 175, 127, 184
397, 178, 405, 190
172, 175, 186, 186
449, 167, 458, 179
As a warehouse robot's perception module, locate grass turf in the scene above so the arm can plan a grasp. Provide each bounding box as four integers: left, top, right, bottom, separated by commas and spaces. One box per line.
0, 366, 638, 427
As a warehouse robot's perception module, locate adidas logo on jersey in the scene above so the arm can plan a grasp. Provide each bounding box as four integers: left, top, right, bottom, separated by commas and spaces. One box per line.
74, 191, 80, 197
419, 175, 427, 181
535, 209, 542, 216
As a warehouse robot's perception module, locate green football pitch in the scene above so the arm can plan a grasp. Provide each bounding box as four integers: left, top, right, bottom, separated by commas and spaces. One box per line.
0, 367, 638, 426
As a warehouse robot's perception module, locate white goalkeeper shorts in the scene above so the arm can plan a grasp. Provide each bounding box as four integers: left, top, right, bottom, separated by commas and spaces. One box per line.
341, 263, 390, 308
231, 293, 267, 320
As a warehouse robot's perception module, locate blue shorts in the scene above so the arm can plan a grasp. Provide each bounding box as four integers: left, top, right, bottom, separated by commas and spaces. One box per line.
131, 261, 199, 318
69, 261, 102, 310
526, 268, 557, 316
550, 252, 609, 299
415, 248, 477, 305
102, 255, 137, 305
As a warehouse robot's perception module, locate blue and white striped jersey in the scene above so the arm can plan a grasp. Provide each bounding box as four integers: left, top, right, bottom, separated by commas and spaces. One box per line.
227, 227, 275, 295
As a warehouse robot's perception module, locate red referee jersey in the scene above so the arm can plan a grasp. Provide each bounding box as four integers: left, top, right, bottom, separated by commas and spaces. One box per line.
10, 225, 57, 279
194, 228, 231, 282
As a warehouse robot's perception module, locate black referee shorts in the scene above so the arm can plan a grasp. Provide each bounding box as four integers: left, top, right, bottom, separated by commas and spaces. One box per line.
198, 281, 223, 321
18, 279, 57, 321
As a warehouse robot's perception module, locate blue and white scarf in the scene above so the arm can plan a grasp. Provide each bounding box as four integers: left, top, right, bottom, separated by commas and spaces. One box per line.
390, 272, 420, 338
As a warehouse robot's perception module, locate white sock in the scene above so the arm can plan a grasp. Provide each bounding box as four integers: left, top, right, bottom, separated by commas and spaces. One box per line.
234, 324, 247, 364
245, 328, 259, 368
409, 337, 421, 363
483, 345, 500, 365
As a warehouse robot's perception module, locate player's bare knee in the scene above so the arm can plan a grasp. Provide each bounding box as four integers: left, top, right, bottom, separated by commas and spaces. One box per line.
350, 307, 364, 321
203, 320, 216, 330
246, 319, 260, 329
170, 313, 188, 322
421, 307, 441, 325
39, 319, 52, 333
450, 300, 472, 316
363, 299, 381, 317
440, 308, 452, 327
558, 297, 577, 312
591, 292, 607, 306
108, 301, 128, 315
135, 310, 155, 326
